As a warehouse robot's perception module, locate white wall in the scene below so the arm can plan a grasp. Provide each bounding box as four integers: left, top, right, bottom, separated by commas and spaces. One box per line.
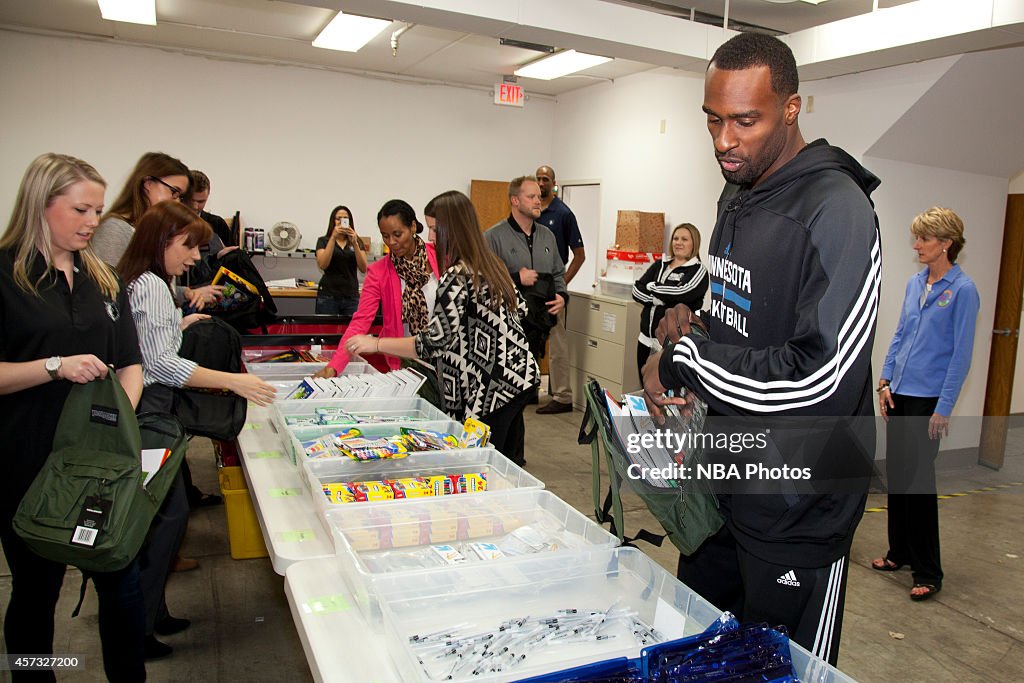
1011, 170, 1024, 194
552, 68, 723, 272
0, 31, 556, 251
551, 53, 1012, 451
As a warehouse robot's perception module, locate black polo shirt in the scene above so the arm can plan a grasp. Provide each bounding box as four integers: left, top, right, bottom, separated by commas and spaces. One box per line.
0, 248, 141, 515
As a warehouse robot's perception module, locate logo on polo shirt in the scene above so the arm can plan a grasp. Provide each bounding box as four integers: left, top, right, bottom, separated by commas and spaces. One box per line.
937, 289, 953, 307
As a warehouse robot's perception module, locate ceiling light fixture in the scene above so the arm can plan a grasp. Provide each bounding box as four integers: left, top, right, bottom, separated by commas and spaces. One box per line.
97, 0, 156, 25
313, 12, 391, 52
514, 50, 612, 80
762, 0, 832, 4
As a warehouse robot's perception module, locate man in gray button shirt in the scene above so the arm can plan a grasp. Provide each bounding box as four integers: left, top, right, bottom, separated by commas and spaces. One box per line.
485, 176, 568, 408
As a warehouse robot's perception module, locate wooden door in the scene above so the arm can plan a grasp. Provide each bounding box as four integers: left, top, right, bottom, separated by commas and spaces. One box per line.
979, 194, 1024, 469
470, 180, 510, 232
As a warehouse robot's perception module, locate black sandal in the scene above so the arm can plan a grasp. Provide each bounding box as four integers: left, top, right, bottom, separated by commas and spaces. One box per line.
871, 557, 904, 572
910, 584, 941, 601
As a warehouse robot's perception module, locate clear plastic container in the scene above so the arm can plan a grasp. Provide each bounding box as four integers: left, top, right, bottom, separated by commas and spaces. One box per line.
288, 419, 466, 468
272, 397, 450, 442
245, 359, 373, 379
304, 448, 543, 525
373, 546, 721, 682
325, 489, 618, 621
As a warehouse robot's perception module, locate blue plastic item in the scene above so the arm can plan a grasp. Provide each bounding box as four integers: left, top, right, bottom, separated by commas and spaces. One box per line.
512, 656, 642, 682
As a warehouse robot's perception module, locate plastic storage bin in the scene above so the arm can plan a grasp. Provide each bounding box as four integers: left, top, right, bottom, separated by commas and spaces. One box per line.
219, 466, 268, 559
245, 359, 372, 380
304, 448, 544, 524
287, 419, 467, 467
272, 396, 450, 442
325, 489, 619, 621
373, 546, 721, 682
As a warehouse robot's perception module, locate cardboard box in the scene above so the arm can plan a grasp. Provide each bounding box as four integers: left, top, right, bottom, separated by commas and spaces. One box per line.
615, 210, 665, 252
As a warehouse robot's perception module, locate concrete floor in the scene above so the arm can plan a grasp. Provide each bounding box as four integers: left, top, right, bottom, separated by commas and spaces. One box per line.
3, 394, 1023, 682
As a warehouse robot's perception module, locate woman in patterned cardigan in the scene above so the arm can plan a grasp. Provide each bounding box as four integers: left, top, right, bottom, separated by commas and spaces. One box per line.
347, 191, 539, 466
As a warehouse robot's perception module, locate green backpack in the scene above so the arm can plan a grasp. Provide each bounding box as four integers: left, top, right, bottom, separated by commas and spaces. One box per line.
13, 371, 187, 573
579, 377, 724, 556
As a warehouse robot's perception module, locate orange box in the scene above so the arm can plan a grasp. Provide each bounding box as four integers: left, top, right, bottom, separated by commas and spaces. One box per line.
615, 211, 665, 252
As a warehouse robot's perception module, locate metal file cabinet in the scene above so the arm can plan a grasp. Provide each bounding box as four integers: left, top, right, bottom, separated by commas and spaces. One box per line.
567, 290, 642, 409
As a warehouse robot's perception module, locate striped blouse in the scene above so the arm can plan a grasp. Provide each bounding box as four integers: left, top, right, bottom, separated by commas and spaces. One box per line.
127, 271, 197, 388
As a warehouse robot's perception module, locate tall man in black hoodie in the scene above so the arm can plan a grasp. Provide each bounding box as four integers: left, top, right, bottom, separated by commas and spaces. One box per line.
642, 33, 881, 665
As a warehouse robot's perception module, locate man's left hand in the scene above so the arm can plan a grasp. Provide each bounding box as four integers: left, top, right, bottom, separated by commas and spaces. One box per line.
641, 351, 688, 421
546, 293, 566, 315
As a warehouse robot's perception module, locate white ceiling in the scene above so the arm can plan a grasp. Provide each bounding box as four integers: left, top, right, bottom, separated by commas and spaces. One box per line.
0, 0, 1021, 97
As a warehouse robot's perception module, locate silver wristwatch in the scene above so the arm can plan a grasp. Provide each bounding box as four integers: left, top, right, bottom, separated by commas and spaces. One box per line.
45, 356, 62, 380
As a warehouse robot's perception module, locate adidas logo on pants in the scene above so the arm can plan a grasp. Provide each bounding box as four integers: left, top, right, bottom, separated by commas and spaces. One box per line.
777, 570, 801, 587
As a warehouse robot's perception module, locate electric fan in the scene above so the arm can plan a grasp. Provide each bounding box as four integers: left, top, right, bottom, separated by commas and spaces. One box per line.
267, 221, 301, 252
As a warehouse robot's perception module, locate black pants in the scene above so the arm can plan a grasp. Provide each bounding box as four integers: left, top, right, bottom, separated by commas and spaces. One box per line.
137, 385, 191, 635
884, 394, 942, 587
636, 340, 655, 386
1, 515, 146, 682
677, 525, 850, 666
480, 389, 532, 466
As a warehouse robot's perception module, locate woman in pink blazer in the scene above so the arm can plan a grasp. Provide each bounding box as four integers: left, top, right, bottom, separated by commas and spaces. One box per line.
316, 199, 439, 376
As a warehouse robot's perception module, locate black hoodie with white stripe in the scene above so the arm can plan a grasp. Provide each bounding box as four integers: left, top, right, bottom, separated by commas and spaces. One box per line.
659, 139, 881, 566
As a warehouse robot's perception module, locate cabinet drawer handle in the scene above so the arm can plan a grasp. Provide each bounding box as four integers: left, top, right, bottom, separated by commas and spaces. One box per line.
587, 339, 598, 349
590, 303, 601, 311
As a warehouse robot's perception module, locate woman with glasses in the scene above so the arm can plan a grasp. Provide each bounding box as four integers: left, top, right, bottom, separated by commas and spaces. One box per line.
92, 152, 190, 267
315, 199, 439, 376
346, 191, 539, 465
314, 205, 367, 315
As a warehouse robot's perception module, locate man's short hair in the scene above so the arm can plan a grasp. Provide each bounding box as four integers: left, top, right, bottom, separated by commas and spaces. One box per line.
509, 175, 538, 199
709, 33, 799, 98
190, 170, 211, 193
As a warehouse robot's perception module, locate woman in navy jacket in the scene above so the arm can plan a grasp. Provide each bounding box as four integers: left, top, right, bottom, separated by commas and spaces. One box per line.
874, 207, 980, 601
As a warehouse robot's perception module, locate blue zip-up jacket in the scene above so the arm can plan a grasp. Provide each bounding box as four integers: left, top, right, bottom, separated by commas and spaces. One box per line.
881, 265, 980, 416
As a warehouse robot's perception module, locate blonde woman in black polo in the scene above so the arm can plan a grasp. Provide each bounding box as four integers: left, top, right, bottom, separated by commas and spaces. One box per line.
0, 153, 146, 681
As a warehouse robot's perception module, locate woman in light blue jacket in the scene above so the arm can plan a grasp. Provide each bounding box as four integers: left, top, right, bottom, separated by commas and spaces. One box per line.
873, 207, 980, 602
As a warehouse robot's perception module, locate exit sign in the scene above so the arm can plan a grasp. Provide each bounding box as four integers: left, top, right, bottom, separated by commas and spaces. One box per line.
495, 82, 525, 107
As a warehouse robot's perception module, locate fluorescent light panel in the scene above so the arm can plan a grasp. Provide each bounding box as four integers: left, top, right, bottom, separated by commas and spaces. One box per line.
313, 12, 391, 52
97, 0, 155, 25
514, 50, 612, 80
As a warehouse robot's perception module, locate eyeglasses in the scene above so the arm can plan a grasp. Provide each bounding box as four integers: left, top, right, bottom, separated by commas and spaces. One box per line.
147, 176, 185, 200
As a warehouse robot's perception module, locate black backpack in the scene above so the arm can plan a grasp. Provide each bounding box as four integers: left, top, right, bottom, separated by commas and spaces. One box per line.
13, 372, 187, 572
210, 250, 277, 332
174, 317, 247, 440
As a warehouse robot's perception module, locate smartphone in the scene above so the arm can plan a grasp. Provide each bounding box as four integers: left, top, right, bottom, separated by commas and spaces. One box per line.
341, 217, 350, 228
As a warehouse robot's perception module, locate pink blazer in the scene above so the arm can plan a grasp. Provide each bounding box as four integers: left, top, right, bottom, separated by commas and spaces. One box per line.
328, 242, 439, 373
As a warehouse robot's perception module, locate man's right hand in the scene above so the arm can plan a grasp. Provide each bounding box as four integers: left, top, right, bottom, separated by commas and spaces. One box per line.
519, 268, 539, 287
656, 304, 698, 345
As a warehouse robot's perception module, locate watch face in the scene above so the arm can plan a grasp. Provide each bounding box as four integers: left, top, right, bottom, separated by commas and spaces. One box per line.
46, 357, 60, 372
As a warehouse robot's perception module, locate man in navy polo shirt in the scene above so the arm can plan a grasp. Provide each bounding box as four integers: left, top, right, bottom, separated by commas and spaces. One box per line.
535, 165, 585, 414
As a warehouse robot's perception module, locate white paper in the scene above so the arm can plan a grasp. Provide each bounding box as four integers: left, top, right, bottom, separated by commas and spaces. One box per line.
602, 312, 617, 333
141, 448, 167, 487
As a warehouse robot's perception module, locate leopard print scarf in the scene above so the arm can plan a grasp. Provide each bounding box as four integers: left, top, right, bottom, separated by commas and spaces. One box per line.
392, 236, 431, 334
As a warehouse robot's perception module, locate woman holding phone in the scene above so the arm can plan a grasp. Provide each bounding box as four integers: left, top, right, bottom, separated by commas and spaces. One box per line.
315, 205, 367, 316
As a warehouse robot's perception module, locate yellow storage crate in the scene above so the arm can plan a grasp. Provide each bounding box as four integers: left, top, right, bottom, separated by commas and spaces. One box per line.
219, 466, 268, 559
